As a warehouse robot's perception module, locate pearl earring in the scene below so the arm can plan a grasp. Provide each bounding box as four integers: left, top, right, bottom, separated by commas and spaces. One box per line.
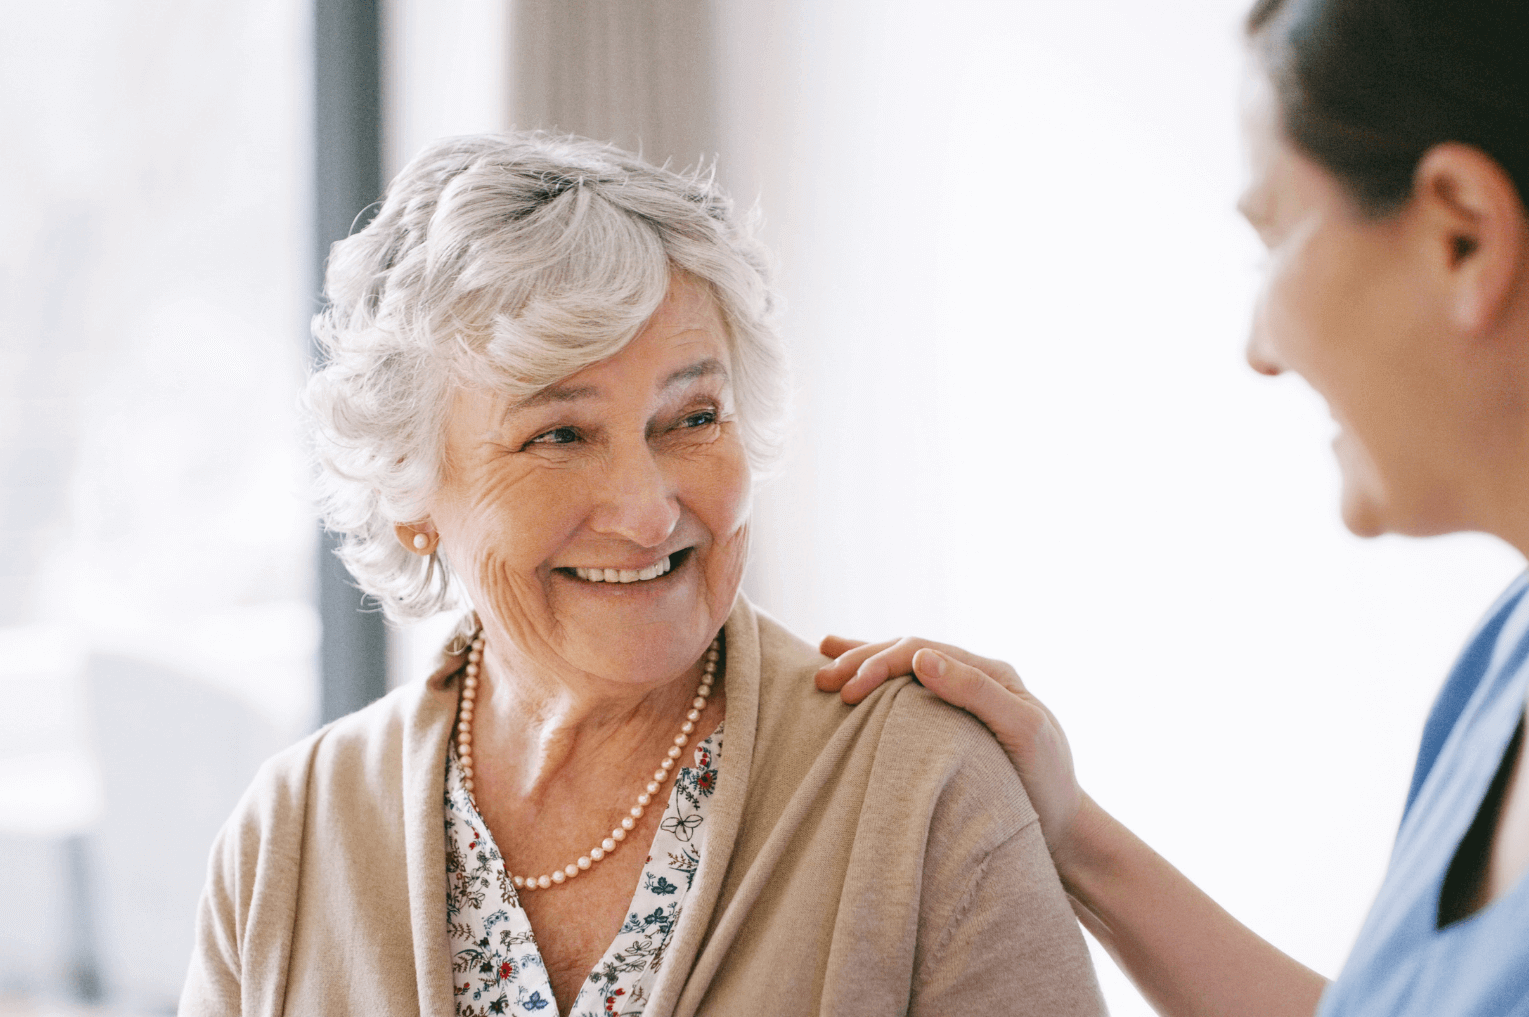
413, 533, 429, 551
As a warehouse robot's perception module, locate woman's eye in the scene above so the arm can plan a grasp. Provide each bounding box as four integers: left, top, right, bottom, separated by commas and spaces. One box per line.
527, 426, 579, 446
681, 410, 718, 429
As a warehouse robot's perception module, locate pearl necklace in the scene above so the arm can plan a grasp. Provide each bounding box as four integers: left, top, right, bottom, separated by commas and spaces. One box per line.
455, 633, 721, 892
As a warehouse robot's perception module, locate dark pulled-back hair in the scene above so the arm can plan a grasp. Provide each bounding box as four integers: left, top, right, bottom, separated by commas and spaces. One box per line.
1247, 0, 1529, 215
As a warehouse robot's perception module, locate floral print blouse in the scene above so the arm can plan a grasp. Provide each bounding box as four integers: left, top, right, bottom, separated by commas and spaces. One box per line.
444, 725, 723, 1017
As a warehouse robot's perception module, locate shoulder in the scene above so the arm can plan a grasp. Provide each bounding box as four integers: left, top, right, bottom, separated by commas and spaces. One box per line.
195, 678, 450, 946
889, 681, 1041, 842
215, 676, 448, 863
1407, 573, 1529, 819
186, 680, 446, 1005
745, 607, 869, 763
747, 608, 1038, 850
1409, 574, 1529, 810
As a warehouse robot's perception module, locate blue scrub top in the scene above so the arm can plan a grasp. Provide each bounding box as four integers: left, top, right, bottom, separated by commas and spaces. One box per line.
1319, 573, 1529, 1017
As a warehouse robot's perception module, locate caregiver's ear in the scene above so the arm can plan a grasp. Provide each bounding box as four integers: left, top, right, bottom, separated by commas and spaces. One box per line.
1413, 142, 1527, 336
395, 522, 438, 556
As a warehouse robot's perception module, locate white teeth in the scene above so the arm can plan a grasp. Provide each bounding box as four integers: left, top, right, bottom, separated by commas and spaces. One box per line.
573, 555, 672, 584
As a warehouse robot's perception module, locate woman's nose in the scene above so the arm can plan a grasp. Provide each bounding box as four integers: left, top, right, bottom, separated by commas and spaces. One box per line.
588, 444, 681, 548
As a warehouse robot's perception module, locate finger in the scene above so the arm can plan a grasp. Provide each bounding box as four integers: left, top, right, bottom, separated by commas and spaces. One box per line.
842, 636, 1024, 703
818, 634, 867, 659
912, 642, 1028, 697
814, 638, 897, 691
912, 648, 1035, 740
838, 635, 936, 703
839, 637, 924, 696
814, 636, 872, 693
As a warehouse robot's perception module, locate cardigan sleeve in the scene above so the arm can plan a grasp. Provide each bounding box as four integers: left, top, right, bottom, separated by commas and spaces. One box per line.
179, 735, 317, 1017
894, 687, 1104, 1017
911, 815, 1104, 1016
180, 816, 247, 1015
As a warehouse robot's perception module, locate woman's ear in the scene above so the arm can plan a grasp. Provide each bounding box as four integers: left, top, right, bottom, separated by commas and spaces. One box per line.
395, 521, 438, 555
1413, 143, 1528, 336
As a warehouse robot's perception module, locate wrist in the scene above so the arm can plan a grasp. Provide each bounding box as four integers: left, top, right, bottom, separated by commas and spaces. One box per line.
1049, 791, 1112, 892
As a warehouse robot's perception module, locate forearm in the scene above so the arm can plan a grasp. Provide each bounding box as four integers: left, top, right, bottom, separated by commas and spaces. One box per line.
1056, 795, 1327, 1017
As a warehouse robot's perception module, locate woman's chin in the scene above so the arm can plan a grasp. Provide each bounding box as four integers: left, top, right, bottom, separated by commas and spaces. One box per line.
546, 566, 729, 685
1332, 431, 1391, 538
567, 634, 715, 691
1336, 463, 1393, 537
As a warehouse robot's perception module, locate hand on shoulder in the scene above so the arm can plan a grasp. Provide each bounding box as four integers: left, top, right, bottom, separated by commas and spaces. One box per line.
815, 635, 1085, 862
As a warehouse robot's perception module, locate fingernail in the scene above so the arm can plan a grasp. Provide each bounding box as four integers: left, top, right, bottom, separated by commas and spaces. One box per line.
921, 650, 945, 679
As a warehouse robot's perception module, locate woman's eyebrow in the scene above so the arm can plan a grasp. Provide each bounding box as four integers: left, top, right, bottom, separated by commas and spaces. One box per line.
507, 357, 727, 417
511, 384, 600, 412
662, 357, 728, 390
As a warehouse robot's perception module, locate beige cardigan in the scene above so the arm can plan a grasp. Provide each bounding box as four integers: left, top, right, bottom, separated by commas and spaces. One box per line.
180, 597, 1104, 1016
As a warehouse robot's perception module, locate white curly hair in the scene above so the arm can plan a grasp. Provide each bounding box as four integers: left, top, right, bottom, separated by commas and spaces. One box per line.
305, 133, 788, 623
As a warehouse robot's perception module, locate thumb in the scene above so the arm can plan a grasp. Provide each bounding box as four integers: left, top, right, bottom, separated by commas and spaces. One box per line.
912, 648, 1025, 737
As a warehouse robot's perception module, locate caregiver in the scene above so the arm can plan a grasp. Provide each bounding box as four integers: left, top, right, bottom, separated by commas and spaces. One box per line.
817, 0, 1529, 1015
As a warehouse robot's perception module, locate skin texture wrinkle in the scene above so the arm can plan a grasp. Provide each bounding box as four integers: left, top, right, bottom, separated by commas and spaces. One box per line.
403, 273, 746, 1011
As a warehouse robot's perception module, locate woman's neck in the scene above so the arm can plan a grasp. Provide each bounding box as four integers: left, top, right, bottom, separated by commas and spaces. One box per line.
1467, 459, 1529, 566
469, 633, 717, 804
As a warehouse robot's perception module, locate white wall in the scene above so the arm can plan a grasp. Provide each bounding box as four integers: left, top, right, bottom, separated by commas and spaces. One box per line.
718, 1, 1524, 1012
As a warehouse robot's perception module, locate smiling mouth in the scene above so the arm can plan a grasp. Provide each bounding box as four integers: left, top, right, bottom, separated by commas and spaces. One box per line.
560, 548, 693, 584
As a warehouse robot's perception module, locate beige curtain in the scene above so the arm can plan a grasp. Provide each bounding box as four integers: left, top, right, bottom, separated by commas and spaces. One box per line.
510, 0, 719, 170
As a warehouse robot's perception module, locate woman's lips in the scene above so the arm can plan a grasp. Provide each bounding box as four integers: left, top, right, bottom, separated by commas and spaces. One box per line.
574, 555, 672, 584
559, 548, 693, 585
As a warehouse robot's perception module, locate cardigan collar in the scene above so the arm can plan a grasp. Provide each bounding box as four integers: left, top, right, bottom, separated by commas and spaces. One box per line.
400, 594, 761, 1017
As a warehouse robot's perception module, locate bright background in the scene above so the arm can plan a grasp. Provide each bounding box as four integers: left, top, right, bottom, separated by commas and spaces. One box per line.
4, 1, 1523, 1013
717, 0, 1525, 1005
1, 0, 315, 1010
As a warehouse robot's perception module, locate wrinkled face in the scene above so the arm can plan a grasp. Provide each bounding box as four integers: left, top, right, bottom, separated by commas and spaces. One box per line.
1239, 57, 1466, 538
428, 275, 751, 688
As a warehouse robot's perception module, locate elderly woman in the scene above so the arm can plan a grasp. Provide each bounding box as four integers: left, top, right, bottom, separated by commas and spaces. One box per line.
178, 134, 1103, 1016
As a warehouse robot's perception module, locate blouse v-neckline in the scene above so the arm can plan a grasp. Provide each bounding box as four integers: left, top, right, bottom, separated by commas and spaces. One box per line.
444, 724, 725, 1017
1317, 574, 1529, 1016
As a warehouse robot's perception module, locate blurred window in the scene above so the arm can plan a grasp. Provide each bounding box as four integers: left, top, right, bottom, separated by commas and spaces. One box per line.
0, 1, 314, 1008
